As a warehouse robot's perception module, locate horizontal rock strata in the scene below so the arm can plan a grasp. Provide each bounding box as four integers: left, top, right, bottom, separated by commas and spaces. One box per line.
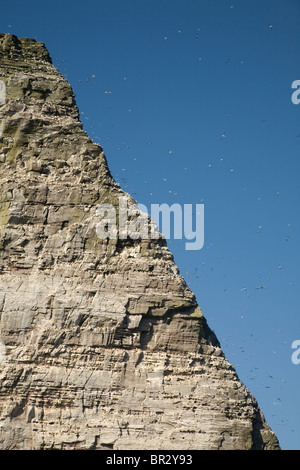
0, 33, 280, 450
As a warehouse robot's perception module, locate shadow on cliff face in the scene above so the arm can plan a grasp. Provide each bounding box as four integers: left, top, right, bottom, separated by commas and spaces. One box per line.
251, 409, 281, 450
138, 307, 221, 352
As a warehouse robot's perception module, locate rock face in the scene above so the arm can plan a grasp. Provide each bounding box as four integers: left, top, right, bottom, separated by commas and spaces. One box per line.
0, 33, 280, 450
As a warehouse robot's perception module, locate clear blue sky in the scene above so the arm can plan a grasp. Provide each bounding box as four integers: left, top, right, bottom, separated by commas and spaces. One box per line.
1, 0, 299, 450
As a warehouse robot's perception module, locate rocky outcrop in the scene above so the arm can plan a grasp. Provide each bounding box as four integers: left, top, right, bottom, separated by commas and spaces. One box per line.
0, 33, 280, 450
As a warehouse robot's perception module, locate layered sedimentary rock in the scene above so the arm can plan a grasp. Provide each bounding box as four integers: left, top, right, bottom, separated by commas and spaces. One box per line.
0, 33, 280, 450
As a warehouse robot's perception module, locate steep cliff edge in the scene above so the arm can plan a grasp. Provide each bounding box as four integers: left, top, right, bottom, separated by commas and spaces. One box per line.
0, 33, 280, 450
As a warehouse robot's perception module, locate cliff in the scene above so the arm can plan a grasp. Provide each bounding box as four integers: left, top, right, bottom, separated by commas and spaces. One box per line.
0, 33, 280, 450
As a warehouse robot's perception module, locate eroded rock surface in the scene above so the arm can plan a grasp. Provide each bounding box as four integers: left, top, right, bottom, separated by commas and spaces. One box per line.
0, 33, 280, 450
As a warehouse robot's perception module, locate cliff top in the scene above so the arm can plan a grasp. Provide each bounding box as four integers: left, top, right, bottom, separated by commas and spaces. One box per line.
0, 33, 52, 63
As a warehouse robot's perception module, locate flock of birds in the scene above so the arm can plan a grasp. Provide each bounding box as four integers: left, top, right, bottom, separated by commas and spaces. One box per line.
53, 20, 295, 303
5, 15, 295, 440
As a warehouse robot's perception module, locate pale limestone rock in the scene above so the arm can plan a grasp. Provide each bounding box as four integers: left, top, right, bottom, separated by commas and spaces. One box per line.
0, 33, 280, 450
